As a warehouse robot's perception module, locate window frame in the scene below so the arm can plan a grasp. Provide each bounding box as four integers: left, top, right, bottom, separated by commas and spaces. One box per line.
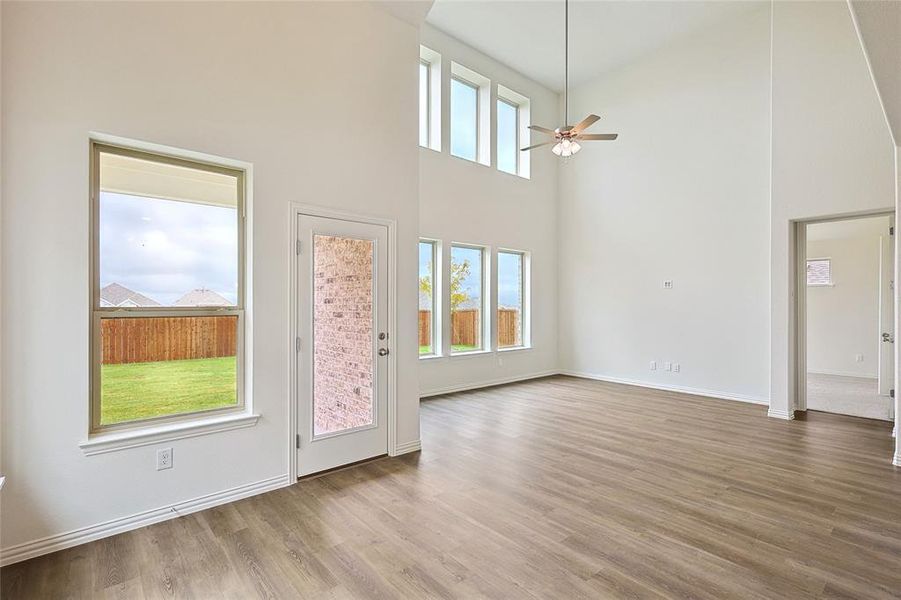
449, 242, 490, 355
806, 257, 833, 287
496, 97, 520, 176
89, 141, 247, 433
496, 248, 530, 350
450, 75, 481, 163
419, 58, 431, 149
419, 238, 441, 358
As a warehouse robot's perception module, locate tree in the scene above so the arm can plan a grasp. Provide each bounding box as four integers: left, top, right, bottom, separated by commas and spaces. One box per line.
419, 258, 472, 311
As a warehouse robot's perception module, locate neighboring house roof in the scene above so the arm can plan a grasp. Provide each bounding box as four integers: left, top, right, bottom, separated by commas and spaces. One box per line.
455, 298, 482, 310
174, 288, 232, 306
100, 283, 161, 307
419, 290, 432, 311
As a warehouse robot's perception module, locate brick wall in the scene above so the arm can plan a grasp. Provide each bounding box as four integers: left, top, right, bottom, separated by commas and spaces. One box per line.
313, 235, 374, 436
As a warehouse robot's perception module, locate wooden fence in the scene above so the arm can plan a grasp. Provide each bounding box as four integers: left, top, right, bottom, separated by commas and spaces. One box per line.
101, 316, 238, 365
418, 309, 519, 347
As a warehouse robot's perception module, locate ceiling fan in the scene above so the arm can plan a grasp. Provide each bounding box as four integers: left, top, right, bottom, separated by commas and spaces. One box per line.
521, 0, 618, 158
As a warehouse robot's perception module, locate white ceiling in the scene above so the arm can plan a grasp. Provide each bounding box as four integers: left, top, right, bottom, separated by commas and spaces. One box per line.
426, 0, 765, 92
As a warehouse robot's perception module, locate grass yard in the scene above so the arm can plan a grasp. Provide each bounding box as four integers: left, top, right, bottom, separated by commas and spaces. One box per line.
419, 344, 480, 354
101, 356, 237, 425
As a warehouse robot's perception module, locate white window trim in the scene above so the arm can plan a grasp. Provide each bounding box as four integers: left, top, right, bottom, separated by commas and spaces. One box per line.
496, 85, 531, 179
79, 412, 260, 456
449, 242, 491, 355
420, 46, 442, 152
419, 238, 442, 359
87, 134, 256, 445
497, 248, 531, 350
419, 59, 431, 149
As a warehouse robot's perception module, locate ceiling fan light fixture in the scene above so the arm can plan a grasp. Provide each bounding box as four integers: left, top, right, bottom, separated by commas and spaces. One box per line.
518, 0, 619, 159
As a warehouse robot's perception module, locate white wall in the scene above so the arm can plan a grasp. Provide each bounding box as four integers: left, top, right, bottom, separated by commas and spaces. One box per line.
557, 6, 772, 403
806, 217, 890, 378
418, 25, 559, 395
0, 1, 420, 558
769, 0, 896, 417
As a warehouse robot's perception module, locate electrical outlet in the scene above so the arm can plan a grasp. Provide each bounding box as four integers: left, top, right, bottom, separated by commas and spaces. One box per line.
663, 280, 674, 289
156, 448, 173, 471
664, 362, 672, 372
855, 354, 864, 363
673, 363, 681, 373
497, 356, 504, 367
649, 361, 657, 371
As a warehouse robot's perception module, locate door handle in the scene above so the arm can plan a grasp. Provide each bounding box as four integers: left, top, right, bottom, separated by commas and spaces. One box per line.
378, 348, 389, 356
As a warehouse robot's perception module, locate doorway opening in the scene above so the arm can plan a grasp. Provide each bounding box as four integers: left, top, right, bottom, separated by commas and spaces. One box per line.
800, 214, 895, 421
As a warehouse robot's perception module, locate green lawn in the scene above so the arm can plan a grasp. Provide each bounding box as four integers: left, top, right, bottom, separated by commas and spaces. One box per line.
101, 357, 237, 425
419, 344, 479, 355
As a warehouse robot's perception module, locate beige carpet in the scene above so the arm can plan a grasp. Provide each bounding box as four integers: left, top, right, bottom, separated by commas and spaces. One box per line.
806, 372, 893, 421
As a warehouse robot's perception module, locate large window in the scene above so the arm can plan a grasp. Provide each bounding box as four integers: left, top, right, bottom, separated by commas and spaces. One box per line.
450, 244, 486, 353
420, 46, 441, 152
419, 60, 430, 148
497, 99, 519, 175
450, 77, 479, 162
419, 240, 439, 356
497, 85, 531, 179
91, 143, 245, 431
498, 250, 528, 349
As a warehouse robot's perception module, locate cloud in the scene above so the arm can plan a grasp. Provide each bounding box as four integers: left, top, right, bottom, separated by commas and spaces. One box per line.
99, 193, 238, 305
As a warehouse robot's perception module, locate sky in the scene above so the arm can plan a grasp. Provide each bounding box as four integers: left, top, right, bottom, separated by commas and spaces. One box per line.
99, 192, 238, 305
450, 78, 477, 160
419, 242, 522, 308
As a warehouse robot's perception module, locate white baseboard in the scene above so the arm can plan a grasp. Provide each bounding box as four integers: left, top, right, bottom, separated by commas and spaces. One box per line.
393, 439, 422, 455
0, 473, 291, 567
419, 370, 558, 398
559, 370, 769, 406
767, 408, 795, 420
894, 452, 901, 467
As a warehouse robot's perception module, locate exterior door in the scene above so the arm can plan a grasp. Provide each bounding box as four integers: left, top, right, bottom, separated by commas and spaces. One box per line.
296, 214, 389, 476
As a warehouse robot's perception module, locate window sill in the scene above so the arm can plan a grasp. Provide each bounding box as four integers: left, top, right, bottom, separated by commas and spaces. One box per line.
419, 353, 443, 361
79, 412, 260, 456
449, 349, 493, 360
498, 345, 532, 353
807, 283, 835, 287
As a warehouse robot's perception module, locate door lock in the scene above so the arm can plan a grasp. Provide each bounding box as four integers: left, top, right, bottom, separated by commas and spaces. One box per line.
882, 332, 895, 343
378, 348, 389, 356
378, 332, 388, 340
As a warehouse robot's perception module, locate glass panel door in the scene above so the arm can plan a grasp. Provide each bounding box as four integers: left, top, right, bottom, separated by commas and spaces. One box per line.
296, 214, 389, 477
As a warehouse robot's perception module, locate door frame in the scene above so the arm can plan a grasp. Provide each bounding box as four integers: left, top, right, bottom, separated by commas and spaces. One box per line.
793, 209, 895, 415
288, 203, 397, 480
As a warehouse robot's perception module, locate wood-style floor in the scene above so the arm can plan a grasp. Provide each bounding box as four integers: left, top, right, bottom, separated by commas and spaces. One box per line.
3, 375, 900, 599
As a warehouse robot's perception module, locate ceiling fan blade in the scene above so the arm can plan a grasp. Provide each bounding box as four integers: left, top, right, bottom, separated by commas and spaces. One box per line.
528, 125, 557, 135
571, 114, 601, 134
520, 141, 554, 151
577, 133, 619, 141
